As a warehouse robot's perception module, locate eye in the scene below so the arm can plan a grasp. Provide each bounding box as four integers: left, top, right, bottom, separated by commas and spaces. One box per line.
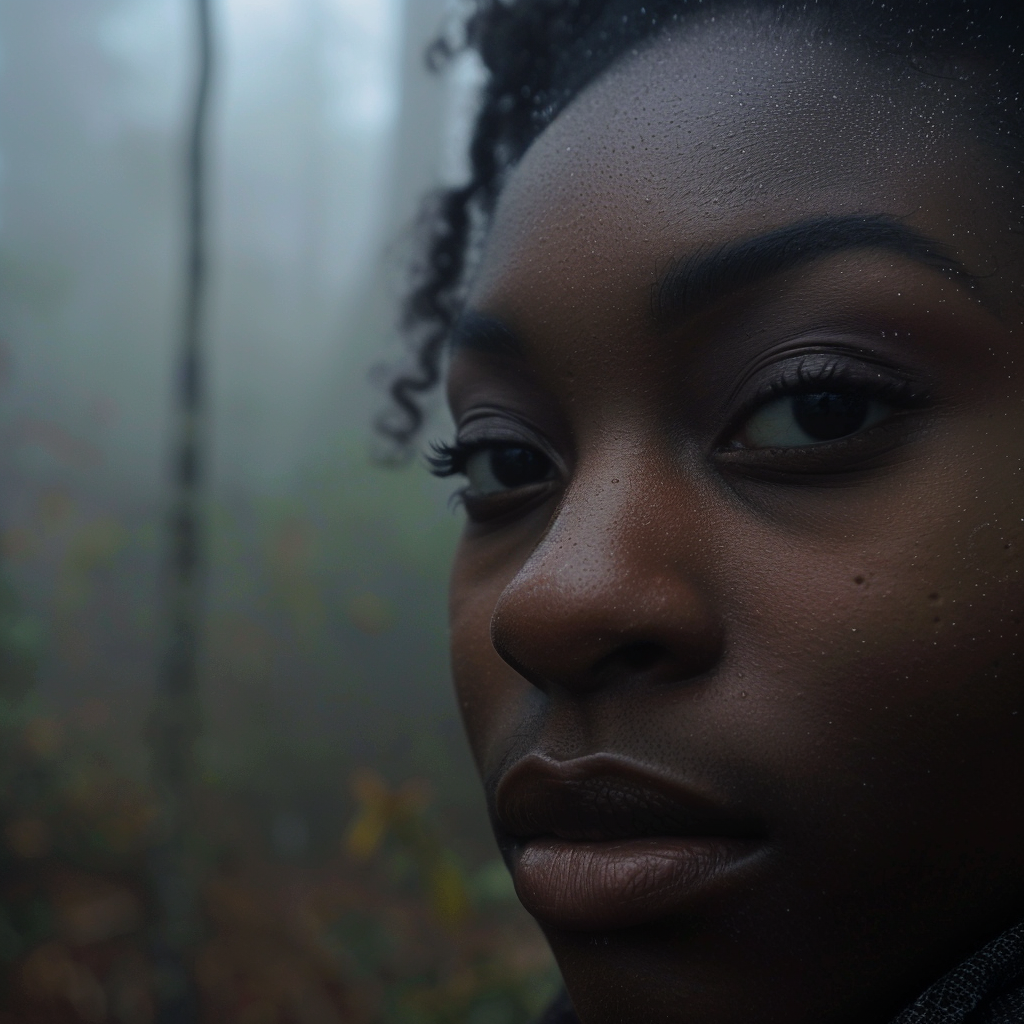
738, 391, 890, 449
465, 444, 555, 496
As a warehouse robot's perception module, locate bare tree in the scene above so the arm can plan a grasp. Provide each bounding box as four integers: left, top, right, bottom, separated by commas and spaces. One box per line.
149, 1, 214, 1020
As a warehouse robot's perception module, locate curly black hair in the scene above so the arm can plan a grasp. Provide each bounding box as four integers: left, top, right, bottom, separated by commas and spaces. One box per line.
380, 0, 1024, 449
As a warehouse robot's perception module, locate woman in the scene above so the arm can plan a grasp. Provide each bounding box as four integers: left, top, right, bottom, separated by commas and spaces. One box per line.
389, 2, 1024, 1021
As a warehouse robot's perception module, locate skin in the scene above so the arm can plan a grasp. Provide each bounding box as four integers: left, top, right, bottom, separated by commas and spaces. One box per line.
443, 10, 1024, 1024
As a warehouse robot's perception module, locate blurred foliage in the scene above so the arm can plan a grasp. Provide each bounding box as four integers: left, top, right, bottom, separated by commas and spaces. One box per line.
347, 771, 471, 926
0, 740, 557, 1023
0, 4, 558, 1018
0, 223, 552, 1020
0, 546, 558, 1024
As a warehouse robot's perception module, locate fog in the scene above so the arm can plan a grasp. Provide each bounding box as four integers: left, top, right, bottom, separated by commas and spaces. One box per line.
0, 3, 552, 1021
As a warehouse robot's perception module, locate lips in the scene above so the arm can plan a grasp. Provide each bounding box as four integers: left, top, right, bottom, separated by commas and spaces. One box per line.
494, 754, 765, 930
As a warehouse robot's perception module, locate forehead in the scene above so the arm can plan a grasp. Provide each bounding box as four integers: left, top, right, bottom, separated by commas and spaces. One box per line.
470, 11, 989, 315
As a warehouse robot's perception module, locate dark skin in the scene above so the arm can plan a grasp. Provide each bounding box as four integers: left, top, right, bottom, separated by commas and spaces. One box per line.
442, 12, 1024, 1024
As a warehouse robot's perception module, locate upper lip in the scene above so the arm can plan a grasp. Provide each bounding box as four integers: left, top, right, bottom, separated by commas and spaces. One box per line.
493, 753, 762, 843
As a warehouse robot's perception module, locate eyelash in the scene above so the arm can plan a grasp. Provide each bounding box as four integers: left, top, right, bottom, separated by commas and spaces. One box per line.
429, 357, 929, 480
763, 356, 920, 404
426, 439, 483, 479
727, 356, 927, 435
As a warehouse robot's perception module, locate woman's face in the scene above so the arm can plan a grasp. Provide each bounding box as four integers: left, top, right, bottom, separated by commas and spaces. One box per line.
445, 13, 1024, 1024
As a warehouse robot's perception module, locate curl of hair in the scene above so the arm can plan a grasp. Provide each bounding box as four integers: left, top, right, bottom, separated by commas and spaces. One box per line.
380, 0, 637, 449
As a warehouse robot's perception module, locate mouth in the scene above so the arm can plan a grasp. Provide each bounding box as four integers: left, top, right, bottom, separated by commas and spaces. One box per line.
494, 753, 767, 931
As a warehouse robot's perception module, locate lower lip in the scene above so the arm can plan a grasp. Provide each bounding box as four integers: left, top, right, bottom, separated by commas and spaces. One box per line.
511, 837, 762, 931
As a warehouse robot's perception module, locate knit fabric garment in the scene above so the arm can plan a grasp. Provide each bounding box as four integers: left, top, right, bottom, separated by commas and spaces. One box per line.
536, 920, 1024, 1024
890, 921, 1024, 1024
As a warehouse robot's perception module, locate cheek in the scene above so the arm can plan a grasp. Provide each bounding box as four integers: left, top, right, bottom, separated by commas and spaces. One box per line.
721, 474, 1024, 812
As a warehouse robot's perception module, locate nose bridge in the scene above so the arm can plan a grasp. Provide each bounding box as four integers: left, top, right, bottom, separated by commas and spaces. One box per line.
489, 453, 722, 694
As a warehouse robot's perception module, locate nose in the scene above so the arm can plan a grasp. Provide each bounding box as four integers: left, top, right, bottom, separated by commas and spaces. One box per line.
489, 465, 723, 697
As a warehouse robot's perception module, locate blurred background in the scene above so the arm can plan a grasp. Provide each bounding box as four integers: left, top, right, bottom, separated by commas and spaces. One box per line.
0, 2, 556, 1021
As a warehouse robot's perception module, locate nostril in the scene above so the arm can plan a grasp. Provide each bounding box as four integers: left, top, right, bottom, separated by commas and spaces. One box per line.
490, 560, 724, 694
612, 641, 665, 673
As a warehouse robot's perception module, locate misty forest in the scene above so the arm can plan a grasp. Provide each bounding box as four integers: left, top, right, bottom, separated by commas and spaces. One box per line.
0, 2, 557, 1021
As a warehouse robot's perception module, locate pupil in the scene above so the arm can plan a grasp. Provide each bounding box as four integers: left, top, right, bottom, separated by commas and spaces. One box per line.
792, 392, 869, 442
491, 446, 547, 488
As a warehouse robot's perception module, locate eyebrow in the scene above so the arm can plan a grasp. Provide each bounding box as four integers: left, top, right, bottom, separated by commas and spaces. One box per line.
452, 213, 986, 358
449, 310, 524, 357
651, 213, 982, 327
